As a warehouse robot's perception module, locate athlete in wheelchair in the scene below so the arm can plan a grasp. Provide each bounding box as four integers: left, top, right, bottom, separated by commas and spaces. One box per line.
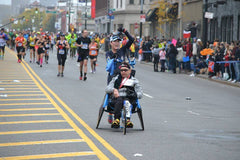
96, 28, 144, 133
105, 62, 143, 128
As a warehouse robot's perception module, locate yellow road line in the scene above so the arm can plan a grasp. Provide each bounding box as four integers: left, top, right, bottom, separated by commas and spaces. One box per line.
4, 94, 45, 97
0, 85, 37, 87
0, 80, 33, 81
1, 88, 39, 90
0, 108, 56, 111
0, 139, 85, 147
0, 98, 48, 101
0, 120, 66, 125
0, 91, 42, 93
19, 50, 109, 160
0, 83, 35, 84
0, 129, 74, 135
0, 113, 60, 117
0, 103, 51, 106
0, 152, 95, 160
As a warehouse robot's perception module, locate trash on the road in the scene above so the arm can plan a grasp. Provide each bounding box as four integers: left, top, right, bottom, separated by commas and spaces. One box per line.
0, 88, 5, 91
185, 97, 191, 100
0, 94, 7, 97
134, 153, 143, 157
13, 80, 20, 83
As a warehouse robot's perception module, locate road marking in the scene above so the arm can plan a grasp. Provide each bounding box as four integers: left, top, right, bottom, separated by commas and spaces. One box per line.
23, 56, 126, 160
0, 83, 35, 84
0, 120, 66, 125
0, 85, 37, 87
0, 108, 56, 112
0, 139, 85, 147
0, 98, 48, 101
0, 91, 42, 93
143, 93, 153, 98
0, 103, 51, 106
4, 94, 45, 97
2, 88, 39, 90
0, 129, 75, 135
0, 80, 33, 81
19, 53, 109, 159
0, 152, 95, 160
0, 113, 60, 117
187, 110, 200, 116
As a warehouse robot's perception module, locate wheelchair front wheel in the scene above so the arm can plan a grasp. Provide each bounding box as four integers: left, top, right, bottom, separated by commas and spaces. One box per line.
137, 108, 144, 131
96, 104, 104, 129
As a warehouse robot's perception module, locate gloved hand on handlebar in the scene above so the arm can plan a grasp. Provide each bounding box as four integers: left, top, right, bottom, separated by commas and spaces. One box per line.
126, 88, 137, 98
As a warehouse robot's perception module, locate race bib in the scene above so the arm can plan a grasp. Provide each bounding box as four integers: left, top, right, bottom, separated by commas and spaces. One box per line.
0, 43, 4, 47
90, 50, 96, 55
73, 42, 76, 46
59, 49, 65, 55
46, 44, 49, 48
30, 42, 34, 45
18, 43, 22, 46
82, 43, 88, 49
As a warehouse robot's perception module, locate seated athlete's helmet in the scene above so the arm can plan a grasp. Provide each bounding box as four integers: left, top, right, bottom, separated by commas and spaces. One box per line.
110, 35, 121, 42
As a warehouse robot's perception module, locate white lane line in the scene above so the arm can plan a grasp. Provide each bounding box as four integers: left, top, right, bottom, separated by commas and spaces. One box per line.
143, 93, 153, 98
187, 110, 200, 116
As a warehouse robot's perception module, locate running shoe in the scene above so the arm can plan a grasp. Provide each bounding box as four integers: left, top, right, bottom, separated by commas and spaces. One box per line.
61, 73, 64, 77
79, 76, 83, 80
40, 65, 42, 67
108, 113, 113, 124
111, 119, 120, 128
84, 76, 87, 81
30, 60, 32, 63
126, 119, 133, 128
57, 73, 60, 77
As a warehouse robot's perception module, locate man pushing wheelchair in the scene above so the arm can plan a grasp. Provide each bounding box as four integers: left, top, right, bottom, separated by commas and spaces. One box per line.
105, 62, 143, 128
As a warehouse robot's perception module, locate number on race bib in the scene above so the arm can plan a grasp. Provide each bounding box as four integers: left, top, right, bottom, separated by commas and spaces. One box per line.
18, 43, 22, 46
59, 49, 65, 55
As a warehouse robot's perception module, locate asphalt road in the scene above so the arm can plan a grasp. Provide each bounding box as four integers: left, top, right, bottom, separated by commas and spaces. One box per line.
1, 47, 240, 160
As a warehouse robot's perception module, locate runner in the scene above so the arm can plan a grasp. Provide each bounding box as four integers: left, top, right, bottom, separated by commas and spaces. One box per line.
36, 36, 46, 67
0, 28, 9, 60
15, 32, 25, 63
69, 34, 77, 58
28, 32, 36, 63
35, 32, 41, 64
76, 29, 91, 81
44, 34, 51, 64
55, 34, 70, 77
89, 38, 98, 73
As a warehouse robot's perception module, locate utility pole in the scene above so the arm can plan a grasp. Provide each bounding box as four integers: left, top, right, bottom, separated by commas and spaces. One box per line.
139, 0, 143, 38
202, 0, 208, 48
85, 0, 87, 29
179, 0, 183, 39
68, 0, 71, 32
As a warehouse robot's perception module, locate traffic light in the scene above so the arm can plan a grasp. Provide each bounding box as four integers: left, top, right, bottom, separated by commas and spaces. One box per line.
66, 11, 69, 17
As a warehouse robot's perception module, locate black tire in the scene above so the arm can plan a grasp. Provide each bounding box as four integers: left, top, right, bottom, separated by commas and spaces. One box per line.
122, 106, 127, 135
137, 108, 144, 131
96, 104, 104, 129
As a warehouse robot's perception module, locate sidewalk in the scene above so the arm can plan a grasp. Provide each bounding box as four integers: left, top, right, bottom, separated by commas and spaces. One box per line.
139, 61, 240, 88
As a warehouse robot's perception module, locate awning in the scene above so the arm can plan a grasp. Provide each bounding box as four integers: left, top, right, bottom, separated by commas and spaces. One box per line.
146, 8, 158, 22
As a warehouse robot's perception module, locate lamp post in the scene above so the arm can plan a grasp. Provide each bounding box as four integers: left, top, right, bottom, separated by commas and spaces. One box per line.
202, 0, 208, 48
139, 0, 143, 38
85, 0, 87, 29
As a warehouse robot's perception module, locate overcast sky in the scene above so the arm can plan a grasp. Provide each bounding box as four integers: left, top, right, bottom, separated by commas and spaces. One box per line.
0, 0, 11, 5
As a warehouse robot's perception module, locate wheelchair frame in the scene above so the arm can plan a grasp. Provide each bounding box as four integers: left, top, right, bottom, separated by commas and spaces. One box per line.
96, 93, 144, 135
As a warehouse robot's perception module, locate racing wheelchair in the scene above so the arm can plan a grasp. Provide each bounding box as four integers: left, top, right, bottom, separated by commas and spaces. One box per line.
96, 58, 144, 135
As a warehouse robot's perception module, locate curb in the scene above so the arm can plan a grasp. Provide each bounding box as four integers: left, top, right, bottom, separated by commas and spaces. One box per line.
139, 61, 240, 88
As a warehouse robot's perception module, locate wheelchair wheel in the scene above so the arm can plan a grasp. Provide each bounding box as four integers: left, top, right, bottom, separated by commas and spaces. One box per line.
137, 108, 144, 131
122, 106, 127, 135
96, 104, 104, 129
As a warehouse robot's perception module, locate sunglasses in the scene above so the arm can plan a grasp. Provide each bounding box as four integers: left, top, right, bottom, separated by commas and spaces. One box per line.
120, 69, 129, 72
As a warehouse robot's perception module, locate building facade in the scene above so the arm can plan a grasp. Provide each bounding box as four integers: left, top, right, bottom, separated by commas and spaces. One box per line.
11, 0, 31, 16
206, 0, 240, 43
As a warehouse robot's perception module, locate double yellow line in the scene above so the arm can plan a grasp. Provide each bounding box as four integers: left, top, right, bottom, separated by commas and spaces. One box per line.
8, 48, 126, 160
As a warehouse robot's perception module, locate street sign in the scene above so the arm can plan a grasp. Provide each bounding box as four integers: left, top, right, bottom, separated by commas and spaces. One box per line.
205, 12, 214, 19
107, 15, 114, 19
134, 23, 139, 29
140, 14, 145, 23
46, 10, 57, 14
108, 9, 113, 16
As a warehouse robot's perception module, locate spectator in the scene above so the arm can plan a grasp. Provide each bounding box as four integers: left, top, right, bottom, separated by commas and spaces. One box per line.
159, 48, 166, 72
166, 44, 178, 73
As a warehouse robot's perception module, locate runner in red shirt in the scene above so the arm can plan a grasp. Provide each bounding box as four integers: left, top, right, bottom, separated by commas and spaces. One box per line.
15, 32, 25, 63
